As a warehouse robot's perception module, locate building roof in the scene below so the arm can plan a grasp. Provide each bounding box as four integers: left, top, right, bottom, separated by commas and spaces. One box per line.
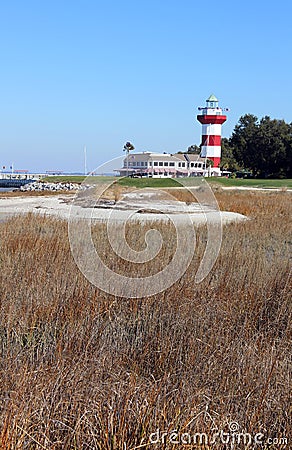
206, 94, 218, 102
174, 153, 188, 161
148, 153, 179, 161
171, 153, 204, 162
124, 152, 205, 163
125, 152, 182, 162
186, 154, 205, 162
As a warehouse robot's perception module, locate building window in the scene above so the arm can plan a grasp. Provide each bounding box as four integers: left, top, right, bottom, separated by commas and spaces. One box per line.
164, 162, 168, 166
154, 162, 158, 166
181, 162, 185, 167
178, 162, 181, 167
159, 162, 163, 166
149, 161, 152, 166
169, 162, 175, 167
190, 162, 194, 167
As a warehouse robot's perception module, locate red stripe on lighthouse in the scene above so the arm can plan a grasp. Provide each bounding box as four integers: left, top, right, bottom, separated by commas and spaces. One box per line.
197, 115, 227, 125
208, 157, 221, 168
201, 135, 221, 146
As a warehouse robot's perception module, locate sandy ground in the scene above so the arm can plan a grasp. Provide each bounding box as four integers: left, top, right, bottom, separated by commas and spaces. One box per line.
0, 191, 247, 225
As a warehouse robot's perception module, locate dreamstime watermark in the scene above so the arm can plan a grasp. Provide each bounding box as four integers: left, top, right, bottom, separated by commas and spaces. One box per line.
68, 156, 223, 298
149, 422, 288, 448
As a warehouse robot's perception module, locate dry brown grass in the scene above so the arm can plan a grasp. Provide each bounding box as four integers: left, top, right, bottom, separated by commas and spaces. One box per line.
0, 191, 291, 449
162, 188, 201, 203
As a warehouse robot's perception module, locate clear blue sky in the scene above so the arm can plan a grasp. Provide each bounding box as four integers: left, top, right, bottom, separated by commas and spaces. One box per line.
0, 0, 291, 173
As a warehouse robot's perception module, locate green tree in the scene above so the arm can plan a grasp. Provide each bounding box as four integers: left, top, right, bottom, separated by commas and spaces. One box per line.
187, 144, 201, 154
220, 137, 241, 171
230, 114, 292, 178
256, 117, 292, 178
230, 114, 259, 175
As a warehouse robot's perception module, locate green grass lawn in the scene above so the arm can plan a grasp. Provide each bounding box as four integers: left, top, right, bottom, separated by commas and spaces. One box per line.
206, 177, 292, 188
117, 177, 179, 188
43, 175, 292, 189
43, 175, 116, 184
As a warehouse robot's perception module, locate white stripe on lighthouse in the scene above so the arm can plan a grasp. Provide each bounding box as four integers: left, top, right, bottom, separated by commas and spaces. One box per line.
202, 124, 222, 136
200, 146, 221, 158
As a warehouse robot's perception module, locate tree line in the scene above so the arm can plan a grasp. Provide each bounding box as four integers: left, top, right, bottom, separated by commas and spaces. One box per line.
188, 114, 292, 178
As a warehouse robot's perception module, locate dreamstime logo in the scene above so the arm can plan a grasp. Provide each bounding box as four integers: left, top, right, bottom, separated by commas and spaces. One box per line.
68, 156, 222, 298
149, 422, 288, 447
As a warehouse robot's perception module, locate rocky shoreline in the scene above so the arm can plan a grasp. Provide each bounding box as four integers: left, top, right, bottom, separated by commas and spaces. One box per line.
19, 181, 84, 192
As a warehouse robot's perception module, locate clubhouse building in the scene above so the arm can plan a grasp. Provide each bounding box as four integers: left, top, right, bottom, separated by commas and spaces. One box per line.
116, 152, 219, 178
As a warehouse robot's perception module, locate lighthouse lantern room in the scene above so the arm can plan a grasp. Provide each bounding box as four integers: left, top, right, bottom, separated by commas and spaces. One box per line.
197, 94, 228, 170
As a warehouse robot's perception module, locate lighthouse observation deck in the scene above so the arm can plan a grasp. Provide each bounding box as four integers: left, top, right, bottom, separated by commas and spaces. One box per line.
197, 94, 228, 125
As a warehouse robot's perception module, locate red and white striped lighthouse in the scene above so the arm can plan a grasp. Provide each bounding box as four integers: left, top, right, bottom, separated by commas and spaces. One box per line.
197, 94, 228, 169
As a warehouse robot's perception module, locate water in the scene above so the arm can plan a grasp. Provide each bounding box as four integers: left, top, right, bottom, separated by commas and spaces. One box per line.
0, 187, 17, 192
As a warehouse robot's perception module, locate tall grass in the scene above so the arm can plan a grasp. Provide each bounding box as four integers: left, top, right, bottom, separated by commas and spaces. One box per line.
0, 192, 291, 449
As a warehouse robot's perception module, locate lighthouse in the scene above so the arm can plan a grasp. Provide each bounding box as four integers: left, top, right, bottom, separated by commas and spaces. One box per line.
197, 94, 228, 171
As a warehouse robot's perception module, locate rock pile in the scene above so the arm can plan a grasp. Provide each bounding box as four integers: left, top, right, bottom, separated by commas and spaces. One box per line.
20, 181, 82, 192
